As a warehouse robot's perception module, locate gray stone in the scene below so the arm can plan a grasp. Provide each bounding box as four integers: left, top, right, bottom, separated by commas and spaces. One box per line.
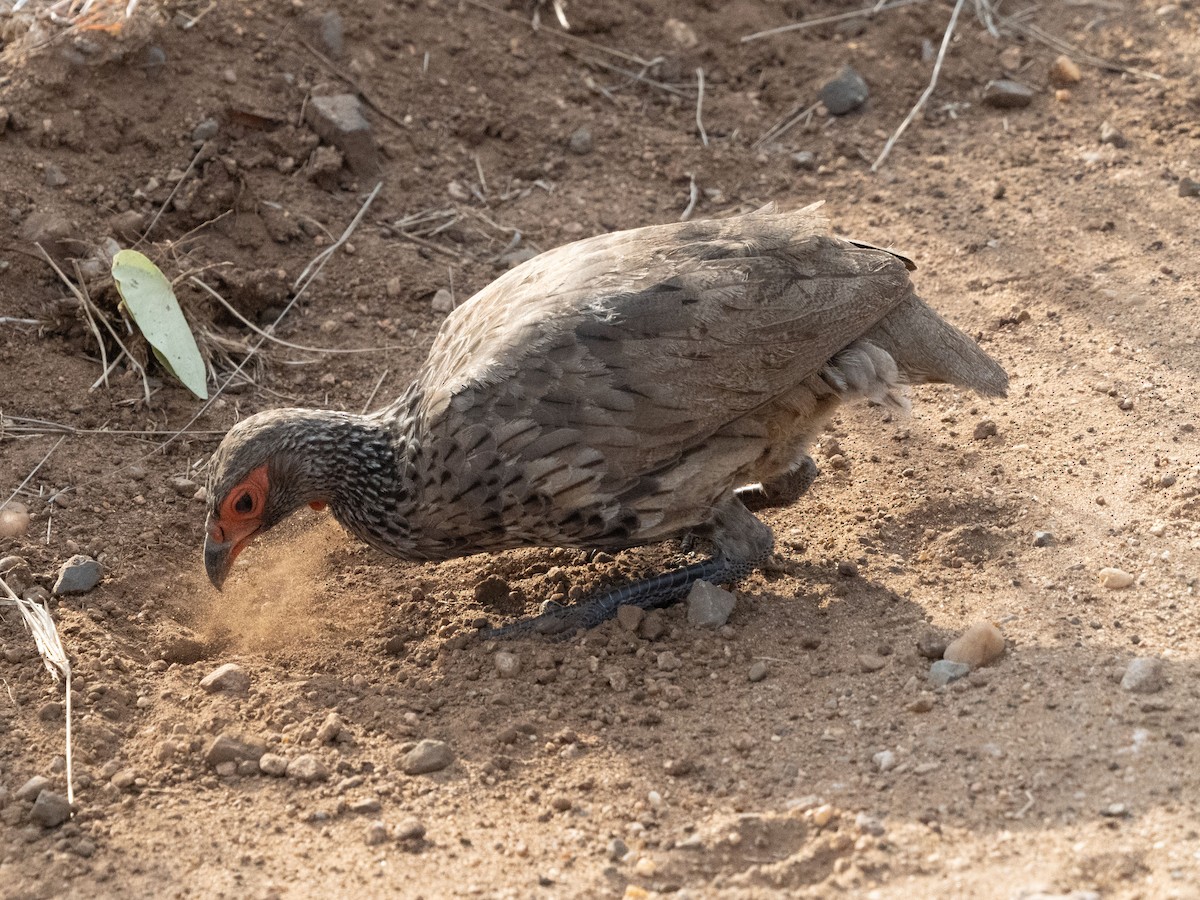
203, 733, 266, 767
259, 753, 290, 777
916, 630, 948, 660
819, 65, 869, 115
29, 790, 72, 828
748, 660, 769, 683
316, 712, 344, 744
1121, 657, 1164, 694
53, 555, 103, 595
15, 776, 52, 802
316, 11, 344, 57
1099, 120, 1127, 148
364, 820, 388, 845
401, 739, 453, 775
305, 94, 379, 178
568, 127, 593, 155
607, 837, 629, 861
1179, 178, 1200, 198
982, 79, 1035, 109
44, 164, 68, 188
199, 662, 250, 693
928, 659, 970, 687
431, 288, 454, 313
286, 754, 330, 782
790, 150, 817, 170
1033, 530, 1054, 547
191, 118, 219, 142
395, 817, 426, 840
686, 580, 736, 628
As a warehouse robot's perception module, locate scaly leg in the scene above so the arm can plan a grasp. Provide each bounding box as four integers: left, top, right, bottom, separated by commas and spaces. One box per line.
480, 498, 775, 640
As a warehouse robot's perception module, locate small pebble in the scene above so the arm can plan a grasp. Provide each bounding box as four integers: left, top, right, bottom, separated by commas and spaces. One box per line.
199, 662, 250, 693
638, 611, 666, 641
350, 797, 382, 814
819, 65, 869, 115
364, 821, 388, 846
810, 804, 834, 827
15, 776, 52, 802
916, 630, 948, 660
928, 659, 970, 686
44, 164, 68, 187
316, 712, 343, 744
111, 769, 137, 790
568, 127, 593, 155
1049, 55, 1082, 85
259, 753, 290, 777
858, 653, 887, 673
1121, 657, 1164, 694
286, 754, 330, 783
998, 46, 1022, 71
748, 660, 769, 683
29, 790, 72, 828
616, 604, 645, 632
52, 555, 103, 595
790, 150, 817, 170
633, 856, 657, 877
402, 739, 453, 775
1099, 120, 1127, 148
686, 580, 735, 628
0, 502, 30, 538
663, 18, 698, 48
972, 419, 998, 441
1098, 567, 1135, 590
494, 651, 521, 678
873, 750, 897, 772
1033, 530, 1054, 547
855, 813, 886, 836
943, 622, 1005, 669
607, 837, 629, 861
192, 118, 219, 142
982, 79, 1035, 109
837, 560, 858, 578
431, 288, 454, 313
395, 818, 426, 840
204, 733, 266, 767
1179, 178, 1200, 198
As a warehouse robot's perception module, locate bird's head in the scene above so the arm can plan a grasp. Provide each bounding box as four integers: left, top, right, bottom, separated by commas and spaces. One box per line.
203, 409, 335, 590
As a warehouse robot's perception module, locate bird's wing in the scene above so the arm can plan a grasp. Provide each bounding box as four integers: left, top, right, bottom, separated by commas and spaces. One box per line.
415, 205, 913, 486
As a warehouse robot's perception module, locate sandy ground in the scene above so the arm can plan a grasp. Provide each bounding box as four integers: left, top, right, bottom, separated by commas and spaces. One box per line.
1, 0, 1199, 897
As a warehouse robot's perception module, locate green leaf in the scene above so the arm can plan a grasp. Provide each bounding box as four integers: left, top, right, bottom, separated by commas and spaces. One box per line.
111, 250, 208, 400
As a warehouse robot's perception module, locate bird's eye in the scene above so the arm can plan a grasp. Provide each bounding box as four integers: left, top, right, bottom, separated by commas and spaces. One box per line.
234, 492, 254, 515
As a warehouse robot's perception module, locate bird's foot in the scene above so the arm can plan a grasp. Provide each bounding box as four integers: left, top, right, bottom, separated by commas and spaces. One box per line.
479, 556, 739, 641
738, 455, 820, 512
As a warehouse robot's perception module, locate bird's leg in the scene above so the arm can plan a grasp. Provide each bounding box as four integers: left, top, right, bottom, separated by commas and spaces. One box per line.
480, 499, 775, 640
738, 454, 819, 512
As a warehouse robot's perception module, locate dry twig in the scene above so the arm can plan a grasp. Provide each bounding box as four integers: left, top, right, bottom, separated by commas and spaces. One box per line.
695, 68, 709, 148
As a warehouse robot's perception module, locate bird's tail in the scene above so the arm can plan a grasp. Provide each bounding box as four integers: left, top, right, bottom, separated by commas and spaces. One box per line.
864, 294, 1009, 397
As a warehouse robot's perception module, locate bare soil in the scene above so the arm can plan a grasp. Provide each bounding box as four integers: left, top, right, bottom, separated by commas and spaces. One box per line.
2, 1, 1200, 897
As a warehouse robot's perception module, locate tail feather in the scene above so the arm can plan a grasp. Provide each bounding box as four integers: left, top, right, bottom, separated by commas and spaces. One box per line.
864, 295, 1008, 398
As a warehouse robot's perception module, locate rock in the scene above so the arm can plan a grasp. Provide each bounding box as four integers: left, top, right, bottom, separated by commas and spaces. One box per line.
402, 739, 453, 775
928, 659, 970, 687
1049, 55, 1082, 85
315, 10, 344, 57
616, 604, 645, 632
1099, 567, 1135, 590
664, 758, 693, 777
1178, 178, 1200, 198
973, 419, 998, 440
638, 611, 666, 641
607, 837, 629, 861
170, 476, 199, 497
943, 622, 1005, 669
982, 79, 1035, 109
350, 797, 382, 814
316, 712, 344, 744
203, 733, 266, 767
259, 753, 290, 777
199, 662, 250, 693
494, 651, 521, 678
837, 560, 858, 578
29, 790, 72, 828
873, 750, 897, 772
305, 94, 379, 178
790, 150, 817, 171
110, 768, 137, 790
810, 804, 834, 827
1100, 121, 1127, 148
0, 503, 30, 538
819, 65, 869, 115
568, 127, 593, 155
1121, 657, 1164, 694
859, 653, 888, 673
748, 660, 769, 683
52, 555, 103, 595
686, 580, 736, 628
663, 18, 698, 48
395, 817, 426, 840
43, 164, 68, 187
917, 630, 948, 659
364, 820, 388, 846
15, 776, 52, 802
431, 288, 454, 313
855, 812, 886, 836
191, 118, 219, 142
1033, 530, 1054, 547
287, 754, 330, 782
998, 46, 1022, 71
19, 210, 74, 262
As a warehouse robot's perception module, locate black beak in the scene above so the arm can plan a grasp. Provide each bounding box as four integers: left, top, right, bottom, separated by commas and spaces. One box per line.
204, 535, 231, 591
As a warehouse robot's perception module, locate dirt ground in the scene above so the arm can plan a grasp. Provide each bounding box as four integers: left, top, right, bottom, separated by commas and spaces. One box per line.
1, 0, 1199, 897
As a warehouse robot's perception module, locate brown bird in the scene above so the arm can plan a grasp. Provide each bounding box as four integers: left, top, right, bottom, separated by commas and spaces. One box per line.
204, 204, 1007, 636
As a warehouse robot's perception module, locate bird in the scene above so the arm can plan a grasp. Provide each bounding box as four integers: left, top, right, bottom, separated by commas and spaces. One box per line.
203, 202, 1007, 637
